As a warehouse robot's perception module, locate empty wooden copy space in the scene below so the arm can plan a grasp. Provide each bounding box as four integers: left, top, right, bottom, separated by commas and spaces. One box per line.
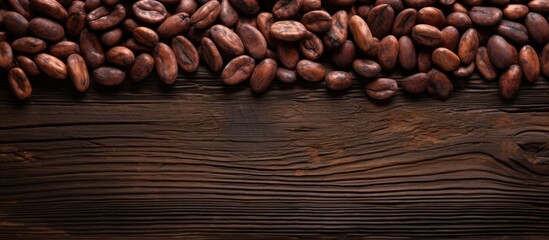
1, 68, 549, 239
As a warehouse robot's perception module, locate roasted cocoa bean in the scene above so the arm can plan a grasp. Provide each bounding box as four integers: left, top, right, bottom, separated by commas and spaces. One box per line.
219, 0, 238, 27
475, 46, 498, 81
238, 23, 268, 60
28, 17, 64, 42
190, 0, 220, 29
525, 13, 549, 45
458, 28, 479, 65
30, 0, 68, 21
133, 0, 168, 24
353, 59, 381, 77
325, 71, 352, 91
11, 37, 46, 54
503, 4, 529, 20
301, 10, 331, 33
365, 78, 398, 100
417, 7, 445, 29
34, 53, 67, 79
401, 73, 428, 94
296, 59, 325, 81
133, 27, 159, 48
129, 53, 155, 81
66, 54, 90, 92
398, 36, 416, 71
323, 10, 348, 48
427, 68, 453, 99
273, 0, 303, 20
331, 40, 355, 70
86, 4, 126, 31
497, 20, 529, 46
210, 24, 245, 55
80, 29, 105, 69
349, 15, 374, 53
453, 62, 475, 78
106, 46, 135, 66
250, 58, 277, 93
432, 47, 460, 72
101, 28, 124, 47
16, 55, 40, 76
377, 35, 399, 71
270, 20, 308, 41
276, 67, 297, 83
499, 65, 521, 99
519, 45, 540, 82
154, 42, 178, 84
4, 11, 29, 37
8, 67, 32, 100
200, 37, 224, 72
276, 42, 300, 69
487, 35, 516, 70
299, 32, 323, 61
171, 35, 199, 72
392, 8, 417, 37
93, 66, 125, 86
412, 24, 443, 47
222, 55, 255, 85
469, 6, 502, 26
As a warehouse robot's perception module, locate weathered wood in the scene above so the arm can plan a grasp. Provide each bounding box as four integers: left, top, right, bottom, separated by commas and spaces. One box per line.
1, 67, 549, 239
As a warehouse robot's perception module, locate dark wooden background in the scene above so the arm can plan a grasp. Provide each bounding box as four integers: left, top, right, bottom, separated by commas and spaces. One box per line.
1, 67, 549, 239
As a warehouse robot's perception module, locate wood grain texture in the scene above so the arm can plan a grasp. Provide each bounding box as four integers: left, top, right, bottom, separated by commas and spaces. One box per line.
1, 67, 549, 239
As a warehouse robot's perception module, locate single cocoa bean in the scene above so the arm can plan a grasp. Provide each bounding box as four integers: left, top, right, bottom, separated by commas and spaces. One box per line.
66, 54, 90, 92
93, 66, 125, 86
499, 65, 521, 99
296, 59, 325, 82
129, 53, 155, 81
365, 78, 398, 100
222, 55, 255, 85
325, 71, 352, 91
250, 58, 277, 93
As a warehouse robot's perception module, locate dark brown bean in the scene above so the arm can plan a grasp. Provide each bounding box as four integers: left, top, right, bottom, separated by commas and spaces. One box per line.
376, 0, 404, 13
276, 42, 299, 69
487, 35, 516, 70
519, 45, 540, 82
106, 46, 135, 66
418, 48, 432, 73
80, 29, 105, 69
325, 71, 352, 91
353, 59, 381, 77
441, 26, 459, 52
445, 12, 471, 31
133, 27, 159, 47
122, 18, 139, 33
66, 54, 90, 92
453, 3, 467, 14
417, 7, 445, 29
378, 35, 399, 71
475, 46, 498, 81
93, 66, 125, 86
367, 4, 394, 38
301, 0, 321, 12
85, 0, 101, 12
7, 0, 33, 19
499, 65, 521, 99
34, 53, 67, 79
250, 58, 277, 93
11, 37, 46, 54
453, 62, 475, 78
401, 73, 428, 94
323, 10, 348, 48
528, 0, 549, 14
219, 0, 238, 27
49, 41, 80, 60
4, 12, 29, 38
301, 10, 331, 33
276, 67, 297, 83
171, 35, 199, 72
365, 78, 398, 100
349, 15, 374, 53
129, 53, 155, 81
331, 40, 355, 70
16, 56, 40, 76
257, 13, 275, 47
525, 13, 549, 45
458, 28, 479, 65
30, 0, 68, 21
229, 0, 260, 15
8, 67, 32, 100
133, 0, 168, 24
427, 69, 453, 100
238, 24, 268, 60
431, 47, 460, 72
200, 37, 223, 72
86, 4, 126, 31
28, 17, 64, 42
503, 4, 529, 20
190, 0, 220, 29
273, 0, 303, 20
412, 24, 443, 47
0, 41, 14, 70
222, 55, 255, 85
540, 43, 549, 77
299, 32, 323, 61
210, 24, 245, 55
392, 8, 416, 37
270, 20, 308, 41
66, 12, 86, 38
469, 6, 502, 26
153, 43, 178, 84
101, 28, 123, 47
156, 13, 191, 39
398, 36, 416, 71
497, 20, 529, 46
296, 59, 325, 82
175, 0, 198, 15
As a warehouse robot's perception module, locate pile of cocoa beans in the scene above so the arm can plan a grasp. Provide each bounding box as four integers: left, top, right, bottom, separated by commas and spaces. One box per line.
1, 0, 548, 101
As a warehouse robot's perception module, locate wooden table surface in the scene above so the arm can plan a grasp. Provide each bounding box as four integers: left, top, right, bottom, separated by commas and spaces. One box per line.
1, 67, 549, 239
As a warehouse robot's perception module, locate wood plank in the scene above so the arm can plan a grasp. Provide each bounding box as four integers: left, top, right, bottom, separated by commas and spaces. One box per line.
1, 67, 549, 239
